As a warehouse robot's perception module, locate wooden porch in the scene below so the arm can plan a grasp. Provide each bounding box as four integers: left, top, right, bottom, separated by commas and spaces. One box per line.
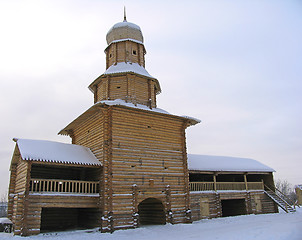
29, 179, 99, 194
190, 181, 264, 192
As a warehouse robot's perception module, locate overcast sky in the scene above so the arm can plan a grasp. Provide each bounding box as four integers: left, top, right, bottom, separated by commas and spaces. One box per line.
0, 0, 301, 196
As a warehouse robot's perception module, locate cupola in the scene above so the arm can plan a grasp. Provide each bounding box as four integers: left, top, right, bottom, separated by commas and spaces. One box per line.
89, 12, 161, 109
106, 20, 144, 45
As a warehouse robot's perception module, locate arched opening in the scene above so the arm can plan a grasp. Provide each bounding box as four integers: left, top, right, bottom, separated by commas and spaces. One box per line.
138, 198, 166, 225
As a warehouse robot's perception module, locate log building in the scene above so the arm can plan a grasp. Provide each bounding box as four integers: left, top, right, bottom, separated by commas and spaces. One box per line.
7, 15, 284, 236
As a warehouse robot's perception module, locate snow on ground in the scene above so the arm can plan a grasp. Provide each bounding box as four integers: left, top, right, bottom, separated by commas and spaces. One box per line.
1, 209, 301, 240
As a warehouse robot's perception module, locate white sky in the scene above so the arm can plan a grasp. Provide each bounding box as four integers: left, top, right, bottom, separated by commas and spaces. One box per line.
0, 0, 301, 196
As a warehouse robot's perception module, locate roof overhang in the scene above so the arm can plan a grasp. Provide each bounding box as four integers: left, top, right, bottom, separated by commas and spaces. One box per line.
88, 71, 161, 95
59, 100, 200, 137
187, 154, 275, 173
12, 138, 101, 166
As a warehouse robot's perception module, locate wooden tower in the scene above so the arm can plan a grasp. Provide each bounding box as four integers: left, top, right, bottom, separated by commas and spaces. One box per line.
59, 16, 199, 232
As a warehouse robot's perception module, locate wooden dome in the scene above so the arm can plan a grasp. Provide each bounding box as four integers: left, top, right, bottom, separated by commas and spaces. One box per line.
106, 20, 144, 45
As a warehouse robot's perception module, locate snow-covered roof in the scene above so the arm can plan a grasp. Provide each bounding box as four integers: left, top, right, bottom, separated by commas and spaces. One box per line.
59, 99, 200, 136
109, 21, 141, 31
106, 20, 143, 45
102, 62, 155, 79
98, 99, 200, 125
14, 138, 101, 166
0, 218, 12, 224
188, 154, 275, 173
99, 99, 169, 114
109, 38, 143, 45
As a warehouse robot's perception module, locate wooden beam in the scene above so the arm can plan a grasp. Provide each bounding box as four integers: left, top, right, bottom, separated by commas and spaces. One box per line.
181, 120, 191, 223
21, 160, 32, 236
244, 174, 248, 191
213, 175, 217, 192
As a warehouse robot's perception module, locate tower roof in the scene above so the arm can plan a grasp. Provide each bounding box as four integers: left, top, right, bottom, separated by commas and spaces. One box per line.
106, 20, 144, 45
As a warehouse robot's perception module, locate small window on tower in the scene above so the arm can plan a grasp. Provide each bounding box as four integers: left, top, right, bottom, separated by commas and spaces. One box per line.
132, 50, 137, 55
109, 53, 113, 58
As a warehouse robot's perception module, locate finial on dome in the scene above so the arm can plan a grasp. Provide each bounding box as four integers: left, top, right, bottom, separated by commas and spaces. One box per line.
123, 6, 127, 22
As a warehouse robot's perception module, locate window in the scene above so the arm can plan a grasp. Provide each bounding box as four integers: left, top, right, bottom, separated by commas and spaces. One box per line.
132, 50, 137, 55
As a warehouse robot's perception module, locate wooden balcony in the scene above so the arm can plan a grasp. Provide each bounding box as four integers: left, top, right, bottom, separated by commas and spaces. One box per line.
190, 181, 264, 192
29, 179, 99, 194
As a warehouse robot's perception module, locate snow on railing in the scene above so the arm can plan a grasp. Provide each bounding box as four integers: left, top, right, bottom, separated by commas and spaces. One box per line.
190, 182, 264, 191
29, 179, 99, 194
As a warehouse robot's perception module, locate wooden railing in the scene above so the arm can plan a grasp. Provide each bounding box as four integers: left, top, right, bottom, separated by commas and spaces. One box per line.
190, 182, 264, 192
29, 179, 99, 194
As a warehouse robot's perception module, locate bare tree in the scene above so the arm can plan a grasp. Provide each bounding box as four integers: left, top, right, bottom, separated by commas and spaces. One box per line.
0, 192, 8, 203
0, 191, 8, 217
275, 179, 297, 204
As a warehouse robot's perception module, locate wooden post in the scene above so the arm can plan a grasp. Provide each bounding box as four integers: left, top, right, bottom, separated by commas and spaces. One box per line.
147, 79, 152, 109
244, 174, 248, 191
143, 47, 145, 68
126, 73, 129, 102
100, 106, 114, 233
165, 185, 173, 224
213, 174, 217, 192
181, 120, 192, 223
137, 43, 141, 65
125, 41, 127, 63
106, 48, 109, 69
153, 86, 157, 107
94, 85, 98, 104
21, 160, 32, 236
107, 76, 111, 100
115, 42, 118, 65
132, 184, 139, 228
261, 179, 264, 190
216, 192, 222, 217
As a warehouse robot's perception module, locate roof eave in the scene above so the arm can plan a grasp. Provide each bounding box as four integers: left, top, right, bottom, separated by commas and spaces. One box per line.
88, 72, 161, 94
104, 39, 146, 54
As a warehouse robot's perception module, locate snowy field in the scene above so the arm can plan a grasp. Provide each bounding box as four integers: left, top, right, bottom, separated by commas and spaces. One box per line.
1, 208, 301, 240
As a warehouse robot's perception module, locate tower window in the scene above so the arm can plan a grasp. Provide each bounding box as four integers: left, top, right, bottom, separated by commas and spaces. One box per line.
132, 50, 137, 55
109, 53, 113, 58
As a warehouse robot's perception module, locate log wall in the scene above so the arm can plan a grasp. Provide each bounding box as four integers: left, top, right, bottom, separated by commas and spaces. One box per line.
95, 74, 157, 108
71, 105, 190, 232
107, 107, 189, 230
17, 194, 100, 235
72, 110, 105, 163
9, 157, 30, 235
190, 190, 277, 221
106, 41, 145, 68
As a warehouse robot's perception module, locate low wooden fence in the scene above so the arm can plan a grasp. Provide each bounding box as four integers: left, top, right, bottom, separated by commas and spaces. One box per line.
190, 182, 264, 192
29, 179, 99, 194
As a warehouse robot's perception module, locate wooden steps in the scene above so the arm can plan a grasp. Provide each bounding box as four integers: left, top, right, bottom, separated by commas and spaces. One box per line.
264, 186, 296, 213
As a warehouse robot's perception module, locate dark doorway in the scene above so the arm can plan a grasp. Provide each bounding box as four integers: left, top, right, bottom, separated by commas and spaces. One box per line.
138, 198, 166, 225
221, 199, 247, 217
40, 208, 101, 232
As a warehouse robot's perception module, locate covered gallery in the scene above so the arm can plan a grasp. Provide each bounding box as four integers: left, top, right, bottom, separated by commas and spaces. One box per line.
8, 139, 102, 235
187, 154, 278, 219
